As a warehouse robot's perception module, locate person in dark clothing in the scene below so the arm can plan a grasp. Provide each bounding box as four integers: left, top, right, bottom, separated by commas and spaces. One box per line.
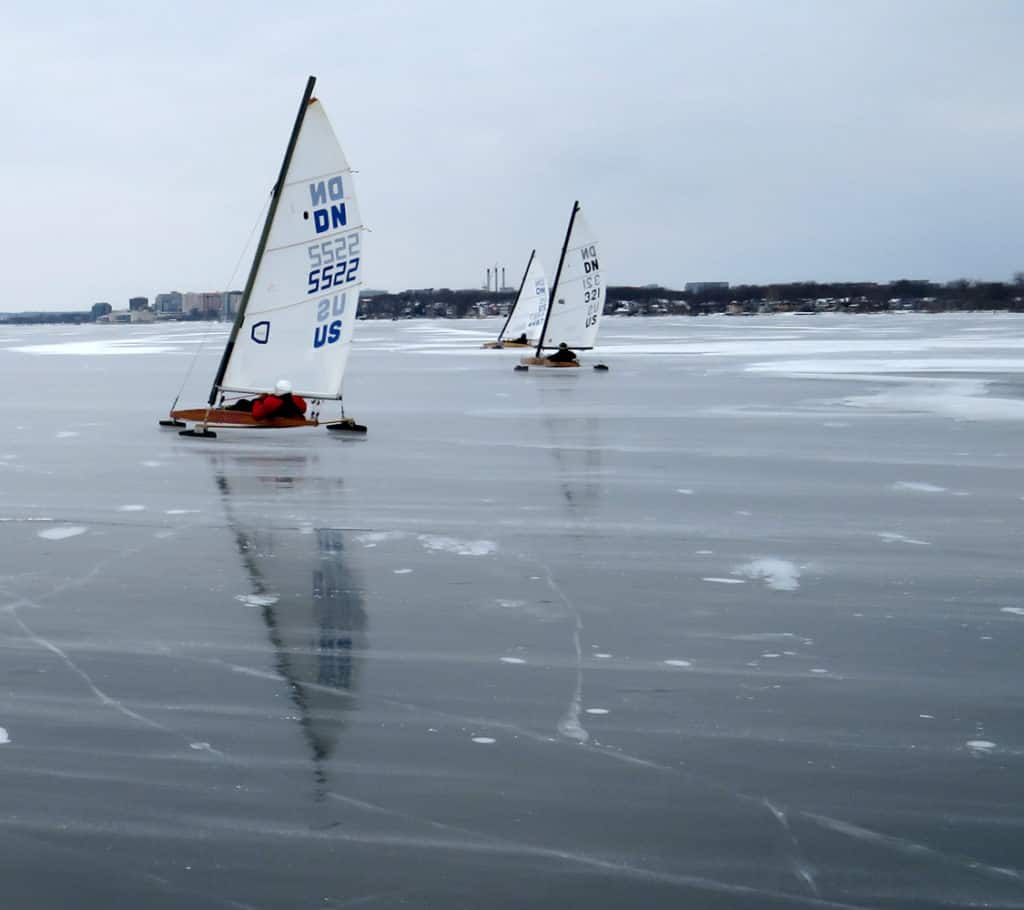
546, 342, 577, 363
511, 332, 528, 345
252, 379, 308, 420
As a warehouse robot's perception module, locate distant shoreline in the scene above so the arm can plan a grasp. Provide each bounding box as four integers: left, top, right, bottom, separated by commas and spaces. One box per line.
3, 278, 1022, 324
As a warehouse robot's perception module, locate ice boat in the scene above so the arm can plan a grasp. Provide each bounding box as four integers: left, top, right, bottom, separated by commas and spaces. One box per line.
161, 75, 366, 437
517, 201, 607, 371
482, 250, 549, 348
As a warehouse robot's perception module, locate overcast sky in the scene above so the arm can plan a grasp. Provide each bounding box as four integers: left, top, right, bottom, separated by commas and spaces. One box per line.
2, 0, 1022, 310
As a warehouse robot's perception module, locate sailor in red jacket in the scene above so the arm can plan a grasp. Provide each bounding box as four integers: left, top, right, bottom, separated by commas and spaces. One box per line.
252, 379, 308, 420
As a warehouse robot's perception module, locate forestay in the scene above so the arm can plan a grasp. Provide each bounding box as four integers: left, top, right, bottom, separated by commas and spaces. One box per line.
538, 202, 603, 351
220, 97, 363, 400
499, 252, 549, 343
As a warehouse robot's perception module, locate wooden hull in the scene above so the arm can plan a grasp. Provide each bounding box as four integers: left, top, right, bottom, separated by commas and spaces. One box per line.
518, 357, 580, 368
482, 341, 531, 349
171, 408, 316, 429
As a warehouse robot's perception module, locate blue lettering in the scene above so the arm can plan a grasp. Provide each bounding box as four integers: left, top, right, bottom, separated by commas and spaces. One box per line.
309, 181, 327, 206
317, 299, 330, 321
313, 319, 343, 348
251, 321, 270, 344
312, 205, 346, 233
328, 175, 344, 200
332, 294, 346, 317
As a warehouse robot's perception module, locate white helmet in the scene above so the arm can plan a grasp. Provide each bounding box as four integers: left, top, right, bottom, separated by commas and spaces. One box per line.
274, 379, 292, 395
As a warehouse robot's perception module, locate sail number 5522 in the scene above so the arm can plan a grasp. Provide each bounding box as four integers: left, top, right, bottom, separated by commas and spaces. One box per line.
307, 232, 360, 294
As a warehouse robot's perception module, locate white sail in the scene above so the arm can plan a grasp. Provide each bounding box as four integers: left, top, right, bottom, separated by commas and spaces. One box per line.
220, 96, 364, 400
538, 202, 604, 351
499, 252, 549, 344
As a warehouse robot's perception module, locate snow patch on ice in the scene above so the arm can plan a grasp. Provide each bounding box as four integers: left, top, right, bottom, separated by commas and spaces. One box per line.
471, 736, 496, 745
676, 488, 694, 495
810, 668, 829, 674
235, 594, 279, 607
663, 659, 692, 667
0, 727, 9, 744
165, 509, 200, 515
500, 656, 526, 665
55, 431, 79, 439
37, 525, 88, 541
703, 577, 745, 585
585, 708, 609, 715
848, 382, 1024, 421
10, 340, 179, 356
734, 558, 801, 591
878, 532, 931, 546
1000, 607, 1024, 617
892, 481, 947, 493
117, 504, 146, 512
141, 460, 163, 468
418, 535, 497, 556
593, 652, 613, 659
966, 740, 996, 756
750, 356, 1024, 376
393, 568, 413, 575
355, 531, 405, 547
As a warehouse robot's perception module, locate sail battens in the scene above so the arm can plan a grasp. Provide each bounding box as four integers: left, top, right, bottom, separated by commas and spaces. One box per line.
230, 295, 347, 318
219, 386, 343, 401
264, 224, 366, 257
281, 168, 356, 189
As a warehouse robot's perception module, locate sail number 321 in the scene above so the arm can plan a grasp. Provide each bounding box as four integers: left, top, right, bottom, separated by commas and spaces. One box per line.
307, 231, 360, 294
582, 245, 601, 327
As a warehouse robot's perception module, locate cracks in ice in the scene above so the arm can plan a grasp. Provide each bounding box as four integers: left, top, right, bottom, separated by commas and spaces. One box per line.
0, 548, 226, 759
8, 608, 166, 731
765, 799, 819, 896
801, 811, 1024, 885
539, 561, 588, 744
64, 806, 876, 909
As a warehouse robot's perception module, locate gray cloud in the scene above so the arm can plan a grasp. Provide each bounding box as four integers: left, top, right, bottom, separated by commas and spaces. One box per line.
2, 0, 1022, 311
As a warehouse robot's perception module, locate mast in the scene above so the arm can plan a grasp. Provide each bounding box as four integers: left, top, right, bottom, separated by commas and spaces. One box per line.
497, 249, 535, 342
535, 200, 579, 357
208, 75, 318, 405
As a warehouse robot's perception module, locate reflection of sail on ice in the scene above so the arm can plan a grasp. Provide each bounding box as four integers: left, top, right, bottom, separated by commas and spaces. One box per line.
212, 454, 366, 781
540, 413, 604, 513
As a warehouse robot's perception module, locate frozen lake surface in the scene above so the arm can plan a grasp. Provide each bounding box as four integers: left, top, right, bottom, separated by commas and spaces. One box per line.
1, 313, 1023, 908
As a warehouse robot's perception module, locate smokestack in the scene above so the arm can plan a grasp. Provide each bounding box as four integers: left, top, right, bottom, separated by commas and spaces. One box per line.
486, 268, 490, 291
502, 267, 506, 290
494, 263, 499, 292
